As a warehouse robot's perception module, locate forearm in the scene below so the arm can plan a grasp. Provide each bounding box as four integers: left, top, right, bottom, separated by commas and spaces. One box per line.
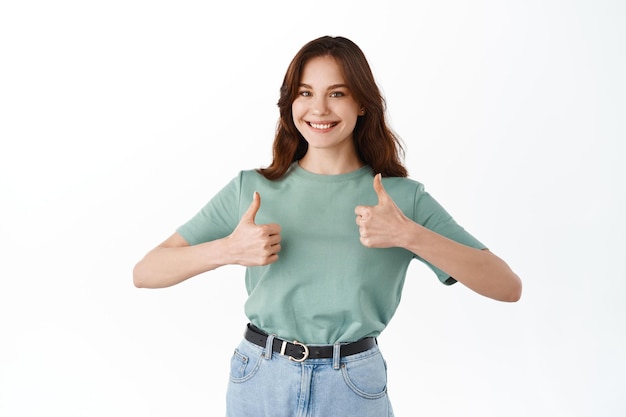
400, 221, 522, 302
133, 238, 230, 289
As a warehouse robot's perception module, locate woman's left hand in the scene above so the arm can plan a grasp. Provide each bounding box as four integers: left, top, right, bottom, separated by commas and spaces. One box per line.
355, 174, 410, 248
355, 174, 522, 301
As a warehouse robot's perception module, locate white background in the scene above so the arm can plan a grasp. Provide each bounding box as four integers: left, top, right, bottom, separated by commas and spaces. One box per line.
1, 1, 624, 416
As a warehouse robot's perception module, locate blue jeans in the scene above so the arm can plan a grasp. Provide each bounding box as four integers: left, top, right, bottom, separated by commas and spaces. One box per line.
226, 337, 394, 417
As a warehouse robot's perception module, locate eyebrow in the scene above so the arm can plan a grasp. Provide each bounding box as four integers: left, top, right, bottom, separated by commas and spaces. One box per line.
298, 83, 349, 91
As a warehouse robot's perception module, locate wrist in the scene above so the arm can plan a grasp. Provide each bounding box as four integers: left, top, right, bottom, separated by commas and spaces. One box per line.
200, 237, 233, 269
398, 219, 426, 253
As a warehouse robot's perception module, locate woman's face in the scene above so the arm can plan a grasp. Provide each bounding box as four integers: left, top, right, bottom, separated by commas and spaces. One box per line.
291, 56, 362, 154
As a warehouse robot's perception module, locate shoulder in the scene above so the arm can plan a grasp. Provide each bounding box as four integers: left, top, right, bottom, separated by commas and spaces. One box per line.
225, 168, 268, 185
209, 169, 268, 199
374, 176, 425, 215
381, 175, 425, 194
236, 168, 287, 193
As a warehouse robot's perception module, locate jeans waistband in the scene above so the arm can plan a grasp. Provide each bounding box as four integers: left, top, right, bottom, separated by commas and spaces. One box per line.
244, 323, 377, 363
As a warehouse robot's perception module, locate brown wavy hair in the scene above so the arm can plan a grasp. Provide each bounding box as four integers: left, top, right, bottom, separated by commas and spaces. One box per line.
258, 36, 408, 180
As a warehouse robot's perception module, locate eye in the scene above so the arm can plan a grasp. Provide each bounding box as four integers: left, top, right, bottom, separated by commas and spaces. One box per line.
298, 90, 312, 97
330, 91, 345, 98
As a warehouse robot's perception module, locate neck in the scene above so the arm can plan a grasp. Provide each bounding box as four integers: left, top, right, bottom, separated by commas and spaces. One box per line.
298, 150, 363, 175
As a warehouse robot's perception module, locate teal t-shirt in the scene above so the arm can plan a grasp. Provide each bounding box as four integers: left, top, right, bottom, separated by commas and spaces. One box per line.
177, 163, 486, 344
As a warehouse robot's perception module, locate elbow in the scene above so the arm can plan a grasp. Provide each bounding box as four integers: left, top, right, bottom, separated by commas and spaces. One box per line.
502, 288, 522, 303
132, 263, 149, 288
500, 274, 522, 302
132, 261, 175, 289
477, 271, 522, 302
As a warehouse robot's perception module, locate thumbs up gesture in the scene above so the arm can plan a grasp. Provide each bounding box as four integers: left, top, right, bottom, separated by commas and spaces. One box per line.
354, 174, 410, 248
227, 192, 282, 266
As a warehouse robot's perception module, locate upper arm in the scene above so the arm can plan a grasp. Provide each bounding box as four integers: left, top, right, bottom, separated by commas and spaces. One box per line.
157, 231, 191, 249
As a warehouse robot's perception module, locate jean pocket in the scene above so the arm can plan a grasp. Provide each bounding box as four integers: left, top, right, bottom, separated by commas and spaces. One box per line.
229, 345, 263, 383
341, 351, 388, 399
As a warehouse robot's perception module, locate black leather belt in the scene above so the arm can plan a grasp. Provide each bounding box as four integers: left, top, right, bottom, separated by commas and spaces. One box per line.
244, 323, 377, 362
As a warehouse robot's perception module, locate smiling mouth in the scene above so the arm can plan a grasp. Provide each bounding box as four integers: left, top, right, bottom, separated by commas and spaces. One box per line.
307, 122, 338, 130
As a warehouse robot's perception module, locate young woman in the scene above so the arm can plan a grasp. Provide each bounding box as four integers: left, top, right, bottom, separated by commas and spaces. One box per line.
133, 35, 522, 417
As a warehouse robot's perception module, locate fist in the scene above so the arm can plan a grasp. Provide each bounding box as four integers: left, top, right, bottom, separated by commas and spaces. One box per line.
354, 174, 409, 248
228, 192, 282, 266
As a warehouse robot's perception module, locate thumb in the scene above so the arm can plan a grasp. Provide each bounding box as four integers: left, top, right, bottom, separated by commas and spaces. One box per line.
242, 191, 261, 224
373, 173, 390, 205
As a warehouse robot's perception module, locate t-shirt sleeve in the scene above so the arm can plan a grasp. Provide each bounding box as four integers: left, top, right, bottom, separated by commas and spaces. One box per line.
411, 183, 487, 285
176, 172, 243, 245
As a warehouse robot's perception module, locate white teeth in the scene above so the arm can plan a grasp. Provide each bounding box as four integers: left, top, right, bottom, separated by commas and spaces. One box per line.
309, 122, 336, 129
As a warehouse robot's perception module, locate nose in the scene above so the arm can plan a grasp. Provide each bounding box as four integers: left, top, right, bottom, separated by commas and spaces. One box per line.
311, 96, 329, 116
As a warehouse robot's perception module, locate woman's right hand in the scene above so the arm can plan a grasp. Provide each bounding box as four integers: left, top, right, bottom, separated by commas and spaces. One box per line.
225, 192, 282, 266
133, 192, 281, 289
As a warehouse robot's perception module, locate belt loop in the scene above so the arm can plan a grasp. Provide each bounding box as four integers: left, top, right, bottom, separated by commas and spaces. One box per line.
332, 342, 341, 370
264, 334, 276, 360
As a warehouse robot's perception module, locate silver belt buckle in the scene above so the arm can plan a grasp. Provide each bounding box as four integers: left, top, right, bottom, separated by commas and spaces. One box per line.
280, 340, 309, 362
